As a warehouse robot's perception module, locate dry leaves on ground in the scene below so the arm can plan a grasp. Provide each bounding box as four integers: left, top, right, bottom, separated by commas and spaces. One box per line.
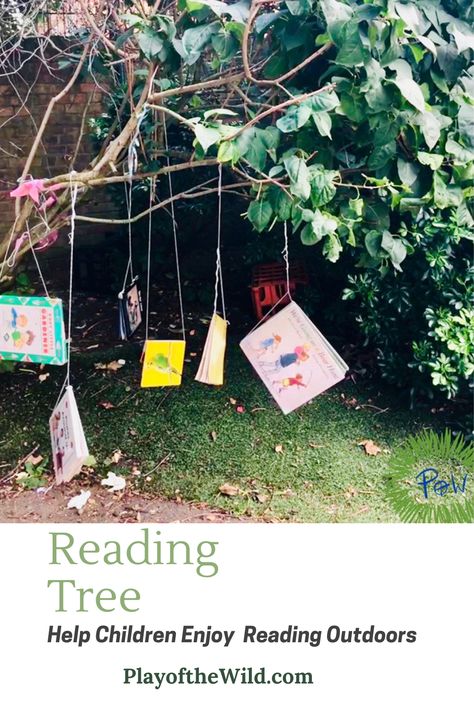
358, 439, 382, 456
219, 483, 241, 497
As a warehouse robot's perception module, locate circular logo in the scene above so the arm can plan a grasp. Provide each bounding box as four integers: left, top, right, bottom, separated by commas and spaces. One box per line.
386, 430, 474, 523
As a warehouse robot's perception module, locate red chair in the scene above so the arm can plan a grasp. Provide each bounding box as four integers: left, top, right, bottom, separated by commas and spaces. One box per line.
251, 262, 309, 321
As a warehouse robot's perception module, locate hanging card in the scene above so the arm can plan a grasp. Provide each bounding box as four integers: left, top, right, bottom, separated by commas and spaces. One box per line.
240, 301, 348, 414
0, 294, 66, 365
118, 277, 143, 340
141, 340, 186, 387
195, 313, 227, 386
49, 385, 89, 484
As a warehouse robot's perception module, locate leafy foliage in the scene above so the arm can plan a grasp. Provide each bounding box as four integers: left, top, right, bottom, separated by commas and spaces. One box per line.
343, 210, 473, 400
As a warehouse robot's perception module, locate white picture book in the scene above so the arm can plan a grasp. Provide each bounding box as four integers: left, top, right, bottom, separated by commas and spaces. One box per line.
49, 386, 89, 483
240, 301, 348, 414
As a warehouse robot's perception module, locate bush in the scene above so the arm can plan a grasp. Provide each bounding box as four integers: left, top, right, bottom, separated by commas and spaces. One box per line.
343, 209, 473, 401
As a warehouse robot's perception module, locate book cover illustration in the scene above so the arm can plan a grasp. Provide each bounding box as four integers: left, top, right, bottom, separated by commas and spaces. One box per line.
141, 340, 186, 387
195, 313, 227, 386
49, 385, 89, 484
240, 301, 348, 414
118, 278, 143, 339
0, 294, 66, 365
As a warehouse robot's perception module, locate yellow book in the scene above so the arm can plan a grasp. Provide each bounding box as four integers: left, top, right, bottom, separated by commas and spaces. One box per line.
141, 340, 186, 387
195, 313, 227, 386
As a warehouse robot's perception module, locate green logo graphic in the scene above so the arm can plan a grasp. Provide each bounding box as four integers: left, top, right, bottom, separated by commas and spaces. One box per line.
386, 430, 474, 523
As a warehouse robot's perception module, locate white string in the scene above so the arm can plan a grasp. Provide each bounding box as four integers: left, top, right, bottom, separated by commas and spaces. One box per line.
26, 223, 50, 298
282, 220, 291, 299
248, 221, 292, 335
121, 106, 148, 293
66, 177, 78, 387
122, 174, 134, 289
163, 120, 186, 340
213, 163, 227, 321
145, 177, 154, 340
0, 216, 19, 281
54, 175, 78, 409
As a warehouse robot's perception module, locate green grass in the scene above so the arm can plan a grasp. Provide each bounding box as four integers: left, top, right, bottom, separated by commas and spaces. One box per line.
0, 339, 444, 522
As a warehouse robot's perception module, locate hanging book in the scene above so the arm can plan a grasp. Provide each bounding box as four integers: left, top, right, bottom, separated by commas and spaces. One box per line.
118, 277, 143, 340
0, 294, 66, 365
240, 301, 348, 414
49, 385, 89, 484
195, 313, 227, 386
141, 340, 186, 387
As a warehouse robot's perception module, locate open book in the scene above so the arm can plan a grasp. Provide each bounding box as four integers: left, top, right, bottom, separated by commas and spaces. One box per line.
195, 313, 227, 386
49, 386, 89, 483
0, 294, 66, 365
240, 301, 348, 414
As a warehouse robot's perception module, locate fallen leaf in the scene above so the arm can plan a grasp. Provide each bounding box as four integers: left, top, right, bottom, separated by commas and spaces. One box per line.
101, 472, 126, 492
229, 397, 237, 405
67, 490, 91, 511
190, 329, 196, 336
26, 454, 43, 466
255, 493, 269, 504
274, 444, 284, 454
210, 431, 217, 442
99, 401, 115, 410
219, 483, 240, 497
129, 428, 138, 436
111, 450, 123, 464
358, 439, 382, 456
95, 360, 125, 372
38, 373, 50, 383
131, 465, 141, 476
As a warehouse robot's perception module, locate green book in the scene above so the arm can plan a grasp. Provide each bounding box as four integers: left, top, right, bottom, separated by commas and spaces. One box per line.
0, 294, 67, 365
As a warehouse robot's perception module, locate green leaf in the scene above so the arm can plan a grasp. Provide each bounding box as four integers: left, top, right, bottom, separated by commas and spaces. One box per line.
397, 158, 419, 186
312, 112, 332, 138
247, 200, 273, 232
417, 111, 441, 150
137, 28, 163, 58
320, 0, 353, 46
194, 123, 221, 152
268, 186, 293, 221
365, 230, 383, 258
432, 172, 462, 209
300, 209, 338, 246
445, 137, 474, 164
458, 102, 474, 149
217, 139, 240, 164
368, 142, 397, 170
323, 232, 343, 262
285, 0, 312, 16
381, 231, 407, 271
276, 103, 312, 133
417, 152, 443, 170
284, 156, 311, 201
305, 90, 340, 113
361, 59, 390, 112
389, 59, 425, 112
255, 12, 282, 34
309, 167, 337, 207
211, 30, 238, 62
336, 19, 367, 67
187, 0, 249, 22
181, 21, 220, 64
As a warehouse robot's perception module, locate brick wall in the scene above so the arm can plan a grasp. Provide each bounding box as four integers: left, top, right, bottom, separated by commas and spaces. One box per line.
0, 58, 120, 250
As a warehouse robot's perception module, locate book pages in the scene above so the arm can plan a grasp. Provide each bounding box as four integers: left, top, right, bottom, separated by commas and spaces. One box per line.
240, 301, 348, 414
195, 313, 227, 386
49, 385, 89, 484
